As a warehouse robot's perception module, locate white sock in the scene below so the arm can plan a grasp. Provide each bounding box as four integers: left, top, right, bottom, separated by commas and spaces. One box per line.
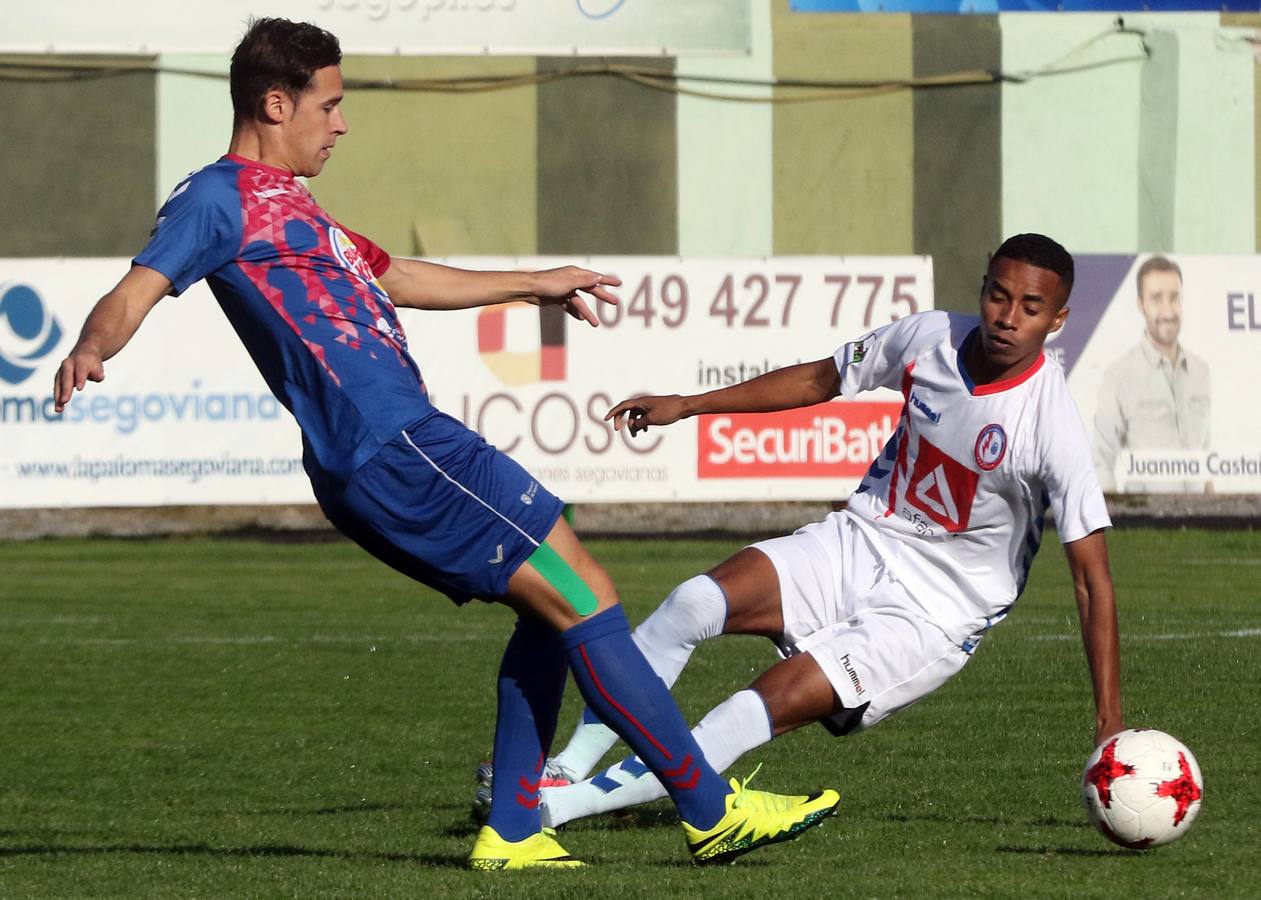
550, 575, 728, 780
542, 689, 773, 827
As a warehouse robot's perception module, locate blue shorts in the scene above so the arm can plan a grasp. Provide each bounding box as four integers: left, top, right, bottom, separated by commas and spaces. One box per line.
319, 410, 565, 604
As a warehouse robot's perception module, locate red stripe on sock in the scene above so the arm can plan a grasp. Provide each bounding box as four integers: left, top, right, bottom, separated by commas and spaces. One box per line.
671, 766, 701, 791
577, 644, 672, 761
662, 753, 693, 779
519, 775, 541, 792
516, 793, 541, 809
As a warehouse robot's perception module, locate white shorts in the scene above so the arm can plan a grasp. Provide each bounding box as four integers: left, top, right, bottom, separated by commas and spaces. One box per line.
750, 510, 969, 735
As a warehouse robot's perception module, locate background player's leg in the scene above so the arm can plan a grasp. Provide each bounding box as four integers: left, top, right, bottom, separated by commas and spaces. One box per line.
710, 547, 787, 636
544, 689, 770, 827
543, 652, 840, 827
746, 650, 842, 735
553, 547, 785, 780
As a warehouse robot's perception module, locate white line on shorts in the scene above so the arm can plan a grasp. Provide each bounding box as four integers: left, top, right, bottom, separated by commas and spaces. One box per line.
401, 430, 539, 549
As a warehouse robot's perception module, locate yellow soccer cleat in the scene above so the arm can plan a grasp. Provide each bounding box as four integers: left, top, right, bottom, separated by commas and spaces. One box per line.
682, 772, 840, 866
467, 825, 584, 870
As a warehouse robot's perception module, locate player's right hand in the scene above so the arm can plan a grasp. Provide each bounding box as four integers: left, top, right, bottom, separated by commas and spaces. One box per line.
53, 347, 105, 413
605, 394, 688, 436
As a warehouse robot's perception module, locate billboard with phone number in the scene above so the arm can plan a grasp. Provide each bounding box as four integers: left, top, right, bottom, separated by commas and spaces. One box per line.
0, 256, 932, 508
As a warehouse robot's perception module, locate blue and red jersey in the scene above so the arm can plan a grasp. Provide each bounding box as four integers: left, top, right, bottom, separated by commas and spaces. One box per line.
135, 154, 433, 490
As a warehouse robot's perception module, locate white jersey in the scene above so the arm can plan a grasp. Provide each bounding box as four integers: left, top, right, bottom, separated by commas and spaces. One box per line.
836, 310, 1111, 647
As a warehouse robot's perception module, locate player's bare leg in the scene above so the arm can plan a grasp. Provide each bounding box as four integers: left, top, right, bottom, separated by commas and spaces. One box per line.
709, 547, 786, 637
746, 652, 841, 735
500, 517, 619, 629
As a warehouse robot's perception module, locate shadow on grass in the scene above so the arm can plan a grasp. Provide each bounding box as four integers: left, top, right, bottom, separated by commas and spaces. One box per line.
0, 840, 777, 872
0, 842, 465, 869
441, 822, 479, 839
250, 801, 417, 817
995, 844, 1133, 858
882, 812, 1090, 830
441, 806, 680, 839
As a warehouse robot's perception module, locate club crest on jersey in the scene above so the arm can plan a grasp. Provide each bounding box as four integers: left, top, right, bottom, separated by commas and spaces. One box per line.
329, 226, 380, 288
974, 423, 1007, 471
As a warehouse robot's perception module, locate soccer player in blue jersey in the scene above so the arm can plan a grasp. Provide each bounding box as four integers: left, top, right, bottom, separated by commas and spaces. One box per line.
50, 17, 838, 868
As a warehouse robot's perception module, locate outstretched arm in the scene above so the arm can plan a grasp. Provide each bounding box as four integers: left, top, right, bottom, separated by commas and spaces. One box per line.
378, 258, 620, 326
1063, 529, 1124, 746
52, 265, 171, 413
606, 357, 841, 436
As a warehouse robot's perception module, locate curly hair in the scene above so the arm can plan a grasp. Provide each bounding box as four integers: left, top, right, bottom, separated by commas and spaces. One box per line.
991, 233, 1075, 297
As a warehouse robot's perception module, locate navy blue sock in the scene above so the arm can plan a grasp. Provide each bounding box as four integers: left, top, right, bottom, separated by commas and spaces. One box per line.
562, 606, 731, 829
486, 616, 568, 842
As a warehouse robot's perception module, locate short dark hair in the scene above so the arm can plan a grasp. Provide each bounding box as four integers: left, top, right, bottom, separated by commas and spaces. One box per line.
229, 18, 342, 126
1135, 255, 1182, 297
990, 233, 1075, 298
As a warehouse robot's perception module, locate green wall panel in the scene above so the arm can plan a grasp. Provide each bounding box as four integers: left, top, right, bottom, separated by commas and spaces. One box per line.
156, 54, 232, 212
1163, 17, 1254, 252
999, 13, 1144, 255
912, 16, 1003, 313
771, 7, 914, 256
318, 56, 538, 258
1138, 30, 1179, 252
677, 0, 774, 256
0, 58, 155, 257
535, 57, 677, 255
1226, 13, 1261, 252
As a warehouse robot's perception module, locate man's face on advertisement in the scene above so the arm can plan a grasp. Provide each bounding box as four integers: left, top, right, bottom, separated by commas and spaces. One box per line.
1138, 269, 1182, 351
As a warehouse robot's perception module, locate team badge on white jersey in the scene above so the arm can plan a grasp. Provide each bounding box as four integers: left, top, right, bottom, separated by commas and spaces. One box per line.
974, 423, 1007, 471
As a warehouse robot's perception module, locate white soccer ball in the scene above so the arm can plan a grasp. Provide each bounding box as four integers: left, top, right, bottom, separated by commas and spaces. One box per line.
1081, 728, 1203, 849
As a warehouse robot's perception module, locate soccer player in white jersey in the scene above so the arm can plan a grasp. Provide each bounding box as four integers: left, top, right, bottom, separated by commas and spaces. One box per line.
495, 233, 1125, 828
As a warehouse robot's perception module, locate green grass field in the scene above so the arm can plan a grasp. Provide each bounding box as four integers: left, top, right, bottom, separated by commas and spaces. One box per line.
1, 528, 1258, 898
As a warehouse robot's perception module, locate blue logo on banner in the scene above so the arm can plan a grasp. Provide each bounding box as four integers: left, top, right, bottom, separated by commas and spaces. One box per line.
0, 283, 64, 385
577, 0, 628, 19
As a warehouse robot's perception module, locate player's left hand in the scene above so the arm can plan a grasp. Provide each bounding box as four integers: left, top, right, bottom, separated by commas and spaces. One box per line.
528, 266, 621, 327
606, 394, 687, 436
